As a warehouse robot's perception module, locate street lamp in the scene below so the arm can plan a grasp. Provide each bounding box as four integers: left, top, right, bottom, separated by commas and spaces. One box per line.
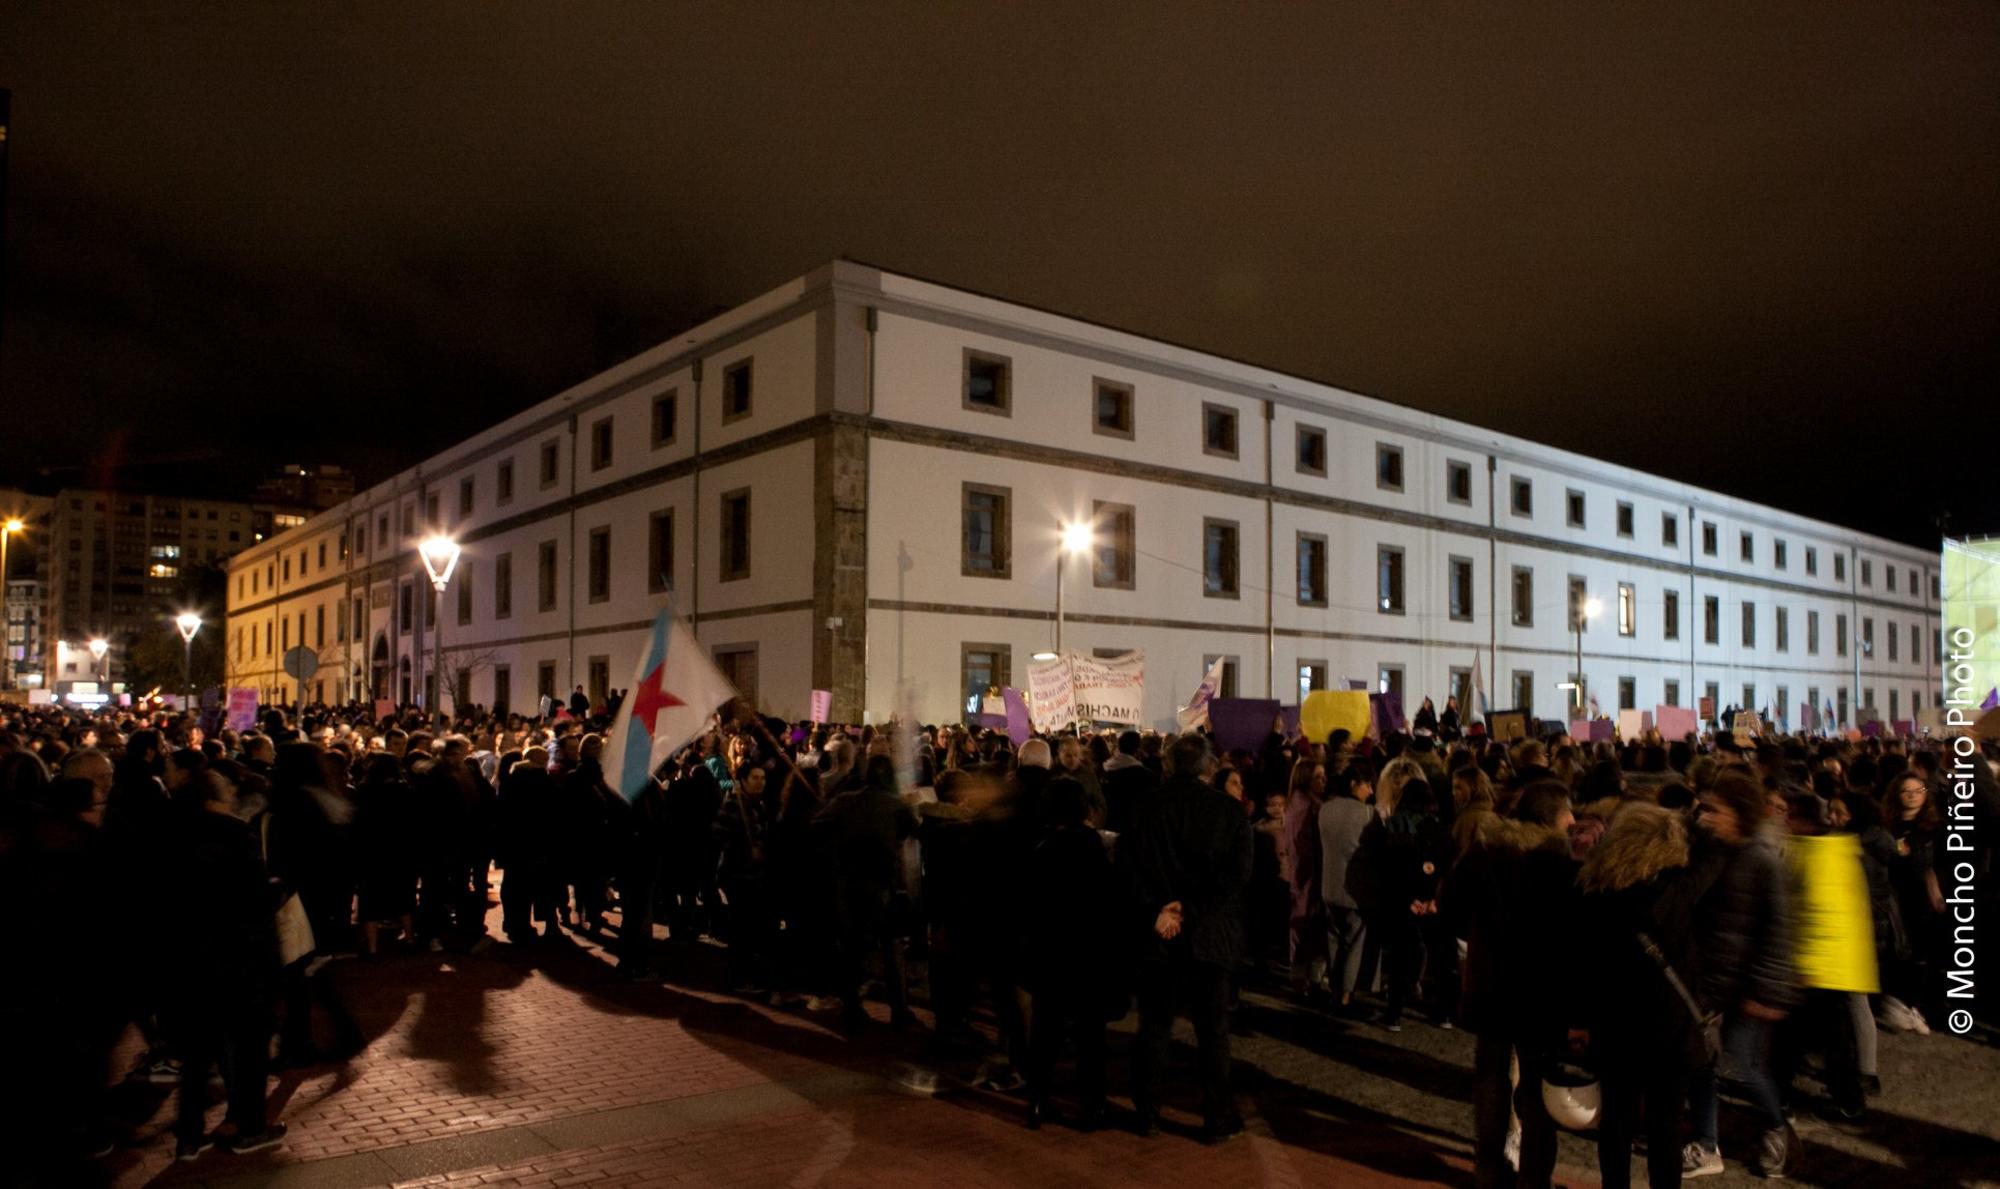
88, 636, 109, 686
1574, 596, 1603, 714
175, 613, 202, 700
0, 516, 23, 691
1051, 518, 1095, 658
418, 535, 461, 719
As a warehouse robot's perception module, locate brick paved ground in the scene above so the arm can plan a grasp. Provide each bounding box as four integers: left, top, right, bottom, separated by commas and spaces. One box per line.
59, 881, 2000, 1189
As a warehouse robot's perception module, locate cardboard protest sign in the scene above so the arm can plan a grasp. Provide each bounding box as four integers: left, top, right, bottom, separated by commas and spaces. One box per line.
1617, 708, 1653, 739
1655, 704, 1698, 740
1369, 692, 1405, 737
225, 688, 259, 732
810, 688, 832, 723
1070, 650, 1145, 725
1301, 690, 1370, 744
1001, 687, 1033, 746
1571, 719, 1613, 742
1698, 695, 1716, 722
1025, 654, 1076, 731
1488, 709, 1530, 742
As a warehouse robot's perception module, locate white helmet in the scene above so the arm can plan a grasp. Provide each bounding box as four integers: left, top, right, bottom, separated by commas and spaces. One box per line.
1541, 1064, 1601, 1131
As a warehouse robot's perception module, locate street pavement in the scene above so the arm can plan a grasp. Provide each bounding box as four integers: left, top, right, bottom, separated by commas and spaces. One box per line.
70, 889, 2000, 1189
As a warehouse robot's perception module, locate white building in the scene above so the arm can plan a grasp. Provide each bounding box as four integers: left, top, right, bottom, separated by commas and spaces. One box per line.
225, 261, 1942, 731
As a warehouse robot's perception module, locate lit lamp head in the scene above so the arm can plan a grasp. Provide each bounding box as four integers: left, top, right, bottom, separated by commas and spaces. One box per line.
1059, 520, 1095, 556
88, 637, 109, 661
418, 535, 462, 591
1583, 596, 1604, 623
2, 517, 23, 535
175, 612, 202, 643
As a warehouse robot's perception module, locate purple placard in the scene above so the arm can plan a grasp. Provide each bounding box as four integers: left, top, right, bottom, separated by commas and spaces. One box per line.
968, 712, 1007, 731
1892, 720, 1915, 738
1209, 698, 1280, 755
1860, 720, 1884, 738
1368, 692, 1405, 737
1278, 705, 1301, 741
1001, 686, 1033, 747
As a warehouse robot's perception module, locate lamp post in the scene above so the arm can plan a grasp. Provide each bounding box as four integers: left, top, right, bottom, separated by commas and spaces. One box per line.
175, 613, 202, 700
0, 516, 22, 691
1574, 596, 1602, 714
1047, 519, 1096, 659
88, 636, 109, 687
418, 535, 461, 721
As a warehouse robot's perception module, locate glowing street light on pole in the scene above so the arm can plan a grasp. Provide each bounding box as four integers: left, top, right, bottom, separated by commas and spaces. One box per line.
1049, 518, 1096, 659
418, 535, 461, 719
1575, 596, 1603, 713
175, 612, 202, 699
88, 636, 109, 686
0, 516, 22, 691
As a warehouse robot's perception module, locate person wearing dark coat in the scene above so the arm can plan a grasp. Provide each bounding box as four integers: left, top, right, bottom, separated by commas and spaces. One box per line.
1347, 777, 1448, 1030
1023, 777, 1120, 1130
1101, 730, 1158, 838
1123, 734, 1253, 1143
264, 742, 363, 1065
497, 753, 564, 942
662, 755, 725, 944
1573, 802, 1705, 1189
713, 763, 777, 991
568, 685, 591, 718
559, 738, 616, 932
1685, 771, 1800, 1179
352, 754, 420, 954
163, 769, 285, 1158
813, 755, 919, 1027
1440, 781, 1578, 1189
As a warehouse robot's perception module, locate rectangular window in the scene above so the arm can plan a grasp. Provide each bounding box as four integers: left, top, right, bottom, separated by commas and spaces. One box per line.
961, 483, 1011, 578
1616, 501, 1634, 538
1663, 589, 1680, 640
1093, 501, 1135, 590
1741, 601, 1755, 647
1744, 682, 1757, 711
1448, 667, 1472, 709
425, 494, 440, 529
457, 571, 472, 625
720, 488, 752, 581
1807, 609, 1819, 654
492, 665, 511, 716
587, 527, 611, 602
282, 557, 291, 582
1093, 379, 1133, 438
1204, 519, 1240, 598
459, 477, 474, 519
1449, 556, 1474, 622
1445, 459, 1473, 505
723, 359, 755, 421
652, 389, 678, 448
1777, 685, 1791, 724
1299, 661, 1329, 705
1740, 531, 1753, 563
1204, 655, 1241, 701
1377, 545, 1405, 614
539, 439, 560, 488
399, 581, 413, 635
1889, 689, 1899, 722
1706, 682, 1721, 718
1702, 521, 1718, 556
1861, 559, 1873, 587
1511, 476, 1533, 517
1774, 539, 1787, 570
1618, 676, 1636, 711
1511, 565, 1534, 627
590, 416, 613, 470
1566, 489, 1586, 529
1662, 512, 1678, 548
498, 459, 515, 504
538, 661, 557, 701
714, 646, 758, 706
1297, 533, 1328, 608
1776, 606, 1789, 652
352, 596, 364, 638
648, 510, 675, 593
1704, 595, 1719, 645
962, 351, 1008, 415
587, 656, 610, 706
1378, 664, 1405, 704
317, 541, 327, 569
315, 605, 325, 647
1805, 546, 1817, 575
1567, 575, 1589, 631
1512, 670, 1535, 717
538, 541, 558, 612
336, 600, 346, 643
1376, 443, 1404, 492
1910, 623, 1920, 665
1617, 582, 1635, 636
1296, 425, 1327, 476
1835, 554, 1846, 582
1862, 616, 1874, 655
1836, 612, 1848, 656
494, 552, 512, 620
1887, 619, 1898, 661
1664, 678, 1680, 707
1886, 563, 1897, 592
1202, 403, 1238, 458
961, 644, 1011, 715
424, 587, 435, 630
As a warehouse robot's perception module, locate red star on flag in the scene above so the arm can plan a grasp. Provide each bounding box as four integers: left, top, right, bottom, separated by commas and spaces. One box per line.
629, 661, 685, 737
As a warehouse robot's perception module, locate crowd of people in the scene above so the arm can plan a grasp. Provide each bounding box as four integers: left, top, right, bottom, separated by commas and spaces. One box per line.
1, 691, 1995, 1186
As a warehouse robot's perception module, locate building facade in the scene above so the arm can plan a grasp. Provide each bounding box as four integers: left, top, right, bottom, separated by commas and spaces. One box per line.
225, 261, 1942, 730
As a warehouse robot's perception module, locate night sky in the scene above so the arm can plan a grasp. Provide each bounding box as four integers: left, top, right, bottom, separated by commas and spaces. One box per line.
2, 3, 1994, 547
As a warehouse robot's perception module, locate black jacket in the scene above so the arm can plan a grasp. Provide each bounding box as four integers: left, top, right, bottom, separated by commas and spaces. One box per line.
1025, 824, 1121, 1003
1101, 756, 1158, 838
1693, 821, 1798, 1013
1441, 815, 1579, 1041
1122, 773, 1253, 969
167, 807, 277, 989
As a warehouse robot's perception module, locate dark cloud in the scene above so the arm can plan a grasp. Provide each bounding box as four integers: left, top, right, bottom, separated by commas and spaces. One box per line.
2, 2, 1994, 545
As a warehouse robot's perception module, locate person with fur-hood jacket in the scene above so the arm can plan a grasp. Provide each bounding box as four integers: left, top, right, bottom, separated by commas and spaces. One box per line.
1438, 780, 1578, 1189
1572, 802, 1705, 1189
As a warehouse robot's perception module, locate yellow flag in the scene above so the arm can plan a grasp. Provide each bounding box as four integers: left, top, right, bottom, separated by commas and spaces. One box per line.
1786, 833, 1879, 994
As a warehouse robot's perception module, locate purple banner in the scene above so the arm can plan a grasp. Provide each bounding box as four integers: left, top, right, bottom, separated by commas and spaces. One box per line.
968, 712, 1008, 732
1001, 686, 1033, 747
1278, 705, 1301, 741
1369, 692, 1405, 737
1209, 698, 1280, 755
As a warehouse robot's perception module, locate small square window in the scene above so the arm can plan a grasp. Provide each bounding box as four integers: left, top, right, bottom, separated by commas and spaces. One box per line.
1446, 460, 1473, 505
1376, 444, 1404, 492
1092, 379, 1133, 438
1296, 425, 1327, 476
963, 351, 1009, 415
722, 360, 754, 422
1203, 403, 1238, 458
